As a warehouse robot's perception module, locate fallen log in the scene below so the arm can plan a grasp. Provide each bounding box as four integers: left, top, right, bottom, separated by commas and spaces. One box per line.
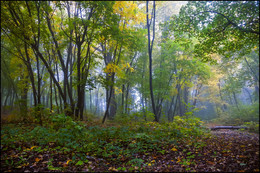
210, 126, 248, 130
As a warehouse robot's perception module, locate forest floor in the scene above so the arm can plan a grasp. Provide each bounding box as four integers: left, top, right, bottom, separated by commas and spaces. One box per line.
1, 119, 259, 172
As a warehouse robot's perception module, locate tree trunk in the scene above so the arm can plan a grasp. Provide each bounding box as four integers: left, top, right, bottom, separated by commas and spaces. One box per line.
121, 84, 125, 114
89, 90, 92, 112
178, 89, 184, 116
108, 88, 117, 120
20, 75, 29, 121
36, 54, 42, 125
24, 44, 37, 107
102, 74, 115, 123
125, 84, 130, 115
146, 1, 158, 122
232, 91, 239, 110
50, 77, 53, 110
183, 86, 189, 114
243, 87, 253, 104
54, 81, 60, 113
94, 84, 100, 115
167, 96, 175, 121
4, 88, 11, 108
80, 88, 85, 120
210, 126, 248, 130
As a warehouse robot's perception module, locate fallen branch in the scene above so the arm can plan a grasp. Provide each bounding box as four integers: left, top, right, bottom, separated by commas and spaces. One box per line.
210, 126, 248, 130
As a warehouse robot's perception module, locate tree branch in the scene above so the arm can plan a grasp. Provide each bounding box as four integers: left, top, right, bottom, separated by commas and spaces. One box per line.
194, 10, 259, 35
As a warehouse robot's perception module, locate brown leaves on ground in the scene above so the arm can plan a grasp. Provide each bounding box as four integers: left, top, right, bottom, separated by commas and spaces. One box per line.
1, 130, 259, 172
145, 130, 259, 172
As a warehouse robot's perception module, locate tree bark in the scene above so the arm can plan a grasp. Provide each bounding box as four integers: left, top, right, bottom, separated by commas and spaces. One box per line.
243, 87, 253, 104
210, 126, 248, 130
146, 1, 158, 122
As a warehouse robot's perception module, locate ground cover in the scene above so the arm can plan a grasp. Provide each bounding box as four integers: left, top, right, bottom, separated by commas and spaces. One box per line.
1, 114, 259, 172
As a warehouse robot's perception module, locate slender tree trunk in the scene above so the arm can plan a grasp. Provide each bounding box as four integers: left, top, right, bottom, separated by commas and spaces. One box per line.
24, 44, 37, 107
11, 90, 15, 109
50, 77, 53, 110
146, 1, 158, 122
183, 86, 189, 114
172, 96, 178, 119
75, 44, 81, 119
54, 81, 59, 113
167, 96, 175, 121
233, 91, 240, 110
94, 84, 99, 115
244, 57, 259, 82
4, 88, 11, 108
178, 88, 184, 116
121, 84, 125, 114
80, 88, 85, 120
20, 74, 29, 121
36, 54, 42, 125
125, 84, 130, 115
141, 93, 146, 121
89, 90, 92, 112
243, 87, 253, 104
102, 73, 115, 123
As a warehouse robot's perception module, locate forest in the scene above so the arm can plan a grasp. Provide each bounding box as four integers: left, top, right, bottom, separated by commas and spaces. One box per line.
1, 1, 259, 172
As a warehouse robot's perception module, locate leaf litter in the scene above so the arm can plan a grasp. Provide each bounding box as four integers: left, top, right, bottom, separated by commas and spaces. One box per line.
1, 126, 259, 172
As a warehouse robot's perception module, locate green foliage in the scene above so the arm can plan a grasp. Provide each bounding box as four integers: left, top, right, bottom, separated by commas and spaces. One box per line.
212, 102, 259, 126
27, 126, 55, 145
167, 1, 259, 62
127, 158, 144, 167
1, 114, 210, 166
50, 114, 74, 130
242, 121, 259, 133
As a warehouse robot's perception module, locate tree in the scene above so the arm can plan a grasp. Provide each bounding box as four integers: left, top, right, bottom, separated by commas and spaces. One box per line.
146, 1, 158, 122
167, 1, 259, 62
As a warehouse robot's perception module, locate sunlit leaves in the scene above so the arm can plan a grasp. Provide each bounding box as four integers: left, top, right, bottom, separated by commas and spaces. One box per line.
104, 62, 134, 78
113, 1, 146, 26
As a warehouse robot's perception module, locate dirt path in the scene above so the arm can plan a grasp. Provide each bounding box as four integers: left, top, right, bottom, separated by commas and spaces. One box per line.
147, 129, 259, 172
204, 130, 259, 172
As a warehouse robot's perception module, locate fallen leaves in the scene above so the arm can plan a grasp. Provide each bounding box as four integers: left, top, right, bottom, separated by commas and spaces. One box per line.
35, 157, 41, 162
207, 161, 215, 165
66, 159, 72, 165
171, 147, 178, 151
1, 125, 259, 172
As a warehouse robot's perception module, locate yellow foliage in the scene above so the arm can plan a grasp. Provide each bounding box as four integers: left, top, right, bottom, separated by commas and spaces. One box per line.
129, 67, 134, 72
104, 63, 119, 75
104, 62, 134, 77
171, 147, 178, 151
176, 157, 182, 163
66, 159, 72, 165
30, 146, 37, 150
113, 1, 146, 26
114, 86, 123, 95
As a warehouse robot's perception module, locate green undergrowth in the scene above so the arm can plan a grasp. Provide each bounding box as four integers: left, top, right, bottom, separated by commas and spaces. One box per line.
211, 102, 259, 133
1, 114, 210, 171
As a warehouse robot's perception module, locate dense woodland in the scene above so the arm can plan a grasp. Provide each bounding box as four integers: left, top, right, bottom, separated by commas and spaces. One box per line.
1, 1, 259, 172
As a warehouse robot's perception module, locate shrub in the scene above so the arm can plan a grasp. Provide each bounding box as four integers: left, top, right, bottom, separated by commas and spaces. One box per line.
217, 102, 259, 125
243, 121, 259, 133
